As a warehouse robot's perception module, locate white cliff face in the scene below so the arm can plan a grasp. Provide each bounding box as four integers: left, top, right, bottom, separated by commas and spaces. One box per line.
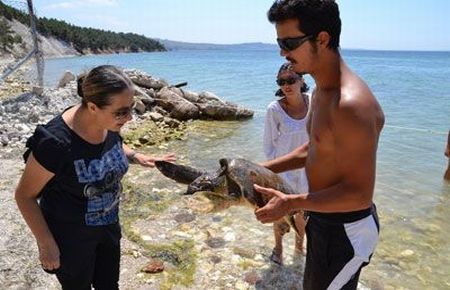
2, 17, 80, 58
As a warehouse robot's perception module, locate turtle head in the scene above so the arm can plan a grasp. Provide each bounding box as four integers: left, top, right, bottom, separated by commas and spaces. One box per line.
185, 159, 242, 201
185, 161, 229, 196
186, 172, 226, 195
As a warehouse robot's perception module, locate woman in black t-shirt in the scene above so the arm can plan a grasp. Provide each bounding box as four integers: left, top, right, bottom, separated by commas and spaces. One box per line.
15, 65, 176, 290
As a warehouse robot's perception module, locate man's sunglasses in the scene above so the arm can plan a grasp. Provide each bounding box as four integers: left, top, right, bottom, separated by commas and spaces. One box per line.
276, 77, 298, 86
277, 34, 314, 51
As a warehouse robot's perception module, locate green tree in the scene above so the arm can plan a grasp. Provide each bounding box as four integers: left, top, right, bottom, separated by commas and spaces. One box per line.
0, 18, 22, 51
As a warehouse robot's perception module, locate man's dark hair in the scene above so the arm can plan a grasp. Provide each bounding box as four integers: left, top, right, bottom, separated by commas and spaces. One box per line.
268, 0, 341, 51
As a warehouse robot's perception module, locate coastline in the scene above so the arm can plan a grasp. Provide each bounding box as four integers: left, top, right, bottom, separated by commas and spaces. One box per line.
1, 49, 450, 289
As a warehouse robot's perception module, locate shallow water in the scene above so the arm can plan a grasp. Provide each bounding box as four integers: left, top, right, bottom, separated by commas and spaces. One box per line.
42, 49, 450, 289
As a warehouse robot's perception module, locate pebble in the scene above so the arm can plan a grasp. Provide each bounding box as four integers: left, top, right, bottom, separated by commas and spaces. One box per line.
174, 212, 196, 224
141, 235, 152, 241
206, 237, 226, 248
142, 260, 164, 274
400, 249, 414, 257
224, 232, 235, 242
244, 271, 260, 285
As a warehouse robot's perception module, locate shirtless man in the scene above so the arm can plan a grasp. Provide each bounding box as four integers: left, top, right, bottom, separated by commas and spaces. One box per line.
254, 1, 385, 289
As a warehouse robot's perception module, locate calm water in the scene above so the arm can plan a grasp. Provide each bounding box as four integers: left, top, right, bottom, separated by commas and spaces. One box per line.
43, 49, 450, 289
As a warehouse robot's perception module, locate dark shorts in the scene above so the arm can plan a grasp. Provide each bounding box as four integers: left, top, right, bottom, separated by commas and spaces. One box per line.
304, 204, 380, 290
46, 220, 121, 290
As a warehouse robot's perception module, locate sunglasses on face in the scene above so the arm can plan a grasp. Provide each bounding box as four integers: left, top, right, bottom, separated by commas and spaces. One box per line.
276, 77, 299, 86
277, 34, 314, 51
111, 102, 136, 120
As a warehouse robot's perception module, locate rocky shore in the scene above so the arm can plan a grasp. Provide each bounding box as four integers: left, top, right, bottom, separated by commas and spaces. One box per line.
1, 68, 299, 290
0, 68, 254, 150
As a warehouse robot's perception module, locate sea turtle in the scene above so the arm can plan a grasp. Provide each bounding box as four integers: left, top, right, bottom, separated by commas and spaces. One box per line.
155, 158, 306, 264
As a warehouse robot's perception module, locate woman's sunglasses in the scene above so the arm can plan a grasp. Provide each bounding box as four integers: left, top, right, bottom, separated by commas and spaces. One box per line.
277, 34, 314, 51
111, 102, 136, 120
276, 77, 298, 86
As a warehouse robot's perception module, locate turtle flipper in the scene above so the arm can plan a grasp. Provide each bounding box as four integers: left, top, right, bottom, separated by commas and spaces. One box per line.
155, 161, 205, 184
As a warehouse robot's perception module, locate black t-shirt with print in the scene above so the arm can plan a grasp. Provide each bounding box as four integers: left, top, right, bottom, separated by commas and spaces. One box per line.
27, 114, 129, 226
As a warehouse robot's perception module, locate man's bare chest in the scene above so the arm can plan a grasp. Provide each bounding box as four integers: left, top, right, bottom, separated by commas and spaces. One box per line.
307, 97, 335, 150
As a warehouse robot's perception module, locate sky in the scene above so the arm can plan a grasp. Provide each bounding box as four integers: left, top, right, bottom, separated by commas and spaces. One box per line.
22, 0, 450, 51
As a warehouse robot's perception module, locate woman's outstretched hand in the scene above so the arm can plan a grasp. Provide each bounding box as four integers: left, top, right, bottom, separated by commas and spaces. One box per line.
134, 152, 176, 167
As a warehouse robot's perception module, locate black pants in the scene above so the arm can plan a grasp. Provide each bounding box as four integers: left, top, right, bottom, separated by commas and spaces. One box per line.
303, 205, 380, 290
47, 220, 121, 290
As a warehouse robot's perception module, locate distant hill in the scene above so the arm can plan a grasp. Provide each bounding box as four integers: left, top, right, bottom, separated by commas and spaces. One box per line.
157, 39, 277, 51
0, 1, 166, 56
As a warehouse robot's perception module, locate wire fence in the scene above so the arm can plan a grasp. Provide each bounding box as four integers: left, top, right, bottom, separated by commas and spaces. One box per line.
0, 0, 44, 91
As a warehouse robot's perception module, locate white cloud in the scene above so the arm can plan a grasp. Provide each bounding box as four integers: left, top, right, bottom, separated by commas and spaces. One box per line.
44, 0, 118, 10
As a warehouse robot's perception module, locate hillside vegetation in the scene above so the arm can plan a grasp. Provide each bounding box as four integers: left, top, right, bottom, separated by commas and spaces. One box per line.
0, 1, 165, 54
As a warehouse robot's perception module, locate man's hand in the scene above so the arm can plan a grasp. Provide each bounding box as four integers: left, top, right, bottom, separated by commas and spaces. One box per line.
254, 184, 292, 223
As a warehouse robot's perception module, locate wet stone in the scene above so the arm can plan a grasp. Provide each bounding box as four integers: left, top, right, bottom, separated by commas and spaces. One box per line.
138, 136, 150, 144
206, 237, 226, 249
174, 212, 196, 224
244, 271, 261, 285
210, 255, 222, 264
211, 215, 223, 222
233, 247, 256, 259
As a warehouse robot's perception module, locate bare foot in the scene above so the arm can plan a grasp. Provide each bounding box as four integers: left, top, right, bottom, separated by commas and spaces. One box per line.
270, 248, 283, 265
293, 247, 306, 259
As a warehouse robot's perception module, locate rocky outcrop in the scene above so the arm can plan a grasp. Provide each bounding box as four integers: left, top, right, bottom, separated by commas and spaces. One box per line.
124, 69, 254, 121
0, 69, 254, 148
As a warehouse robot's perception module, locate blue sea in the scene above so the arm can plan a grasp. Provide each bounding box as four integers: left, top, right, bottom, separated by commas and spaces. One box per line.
43, 49, 450, 288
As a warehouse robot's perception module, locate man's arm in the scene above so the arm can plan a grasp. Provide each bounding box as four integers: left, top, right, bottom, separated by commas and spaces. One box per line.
261, 141, 309, 173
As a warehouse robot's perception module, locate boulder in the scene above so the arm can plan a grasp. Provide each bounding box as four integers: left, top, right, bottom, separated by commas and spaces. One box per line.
156, 87, 199, 120
196, 102, 254, 120
180, 90, 200, 103
57, 71, 76, 88
163, 116, 181, 128
134, 100, 146, 115
148, 112, 164, 122
125, 69, 168, 90
199, 91, 225, 104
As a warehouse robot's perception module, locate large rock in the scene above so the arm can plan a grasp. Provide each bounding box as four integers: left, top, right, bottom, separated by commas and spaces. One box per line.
125, 69, 168, 90
180, 90, 200, 103
196, 102, 254, 120
134, 100, 146, 115
135, 86, 155, 99
198, 91, 225, 104
148, 112, 164, 122
156, 87, 199, 120
57, 71, 76, 88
